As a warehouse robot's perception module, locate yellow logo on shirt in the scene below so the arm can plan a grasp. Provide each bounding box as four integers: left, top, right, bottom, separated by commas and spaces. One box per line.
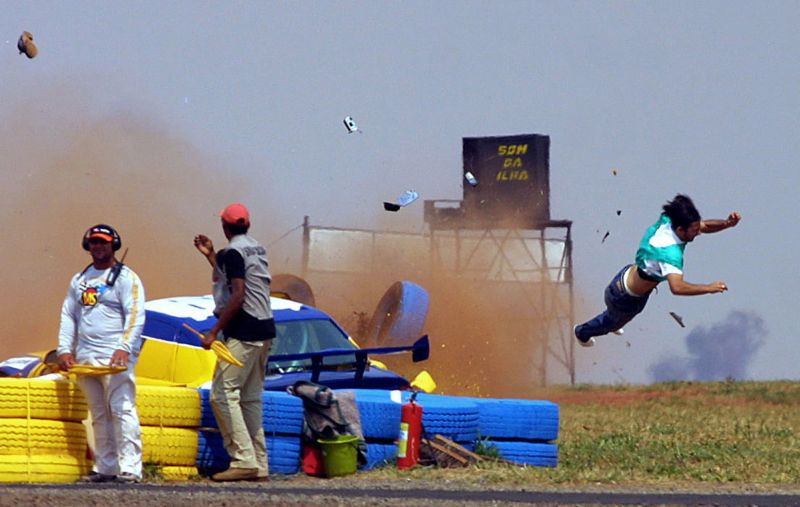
81, 288, 99, 306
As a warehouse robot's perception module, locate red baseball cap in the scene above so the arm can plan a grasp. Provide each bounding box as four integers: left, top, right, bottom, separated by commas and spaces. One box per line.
220, 203, 250, 226
87, 225, 115, 242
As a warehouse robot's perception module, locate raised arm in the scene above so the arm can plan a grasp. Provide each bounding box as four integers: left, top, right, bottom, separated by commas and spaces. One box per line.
194, 234, 217, 268
700, 212, 741, 234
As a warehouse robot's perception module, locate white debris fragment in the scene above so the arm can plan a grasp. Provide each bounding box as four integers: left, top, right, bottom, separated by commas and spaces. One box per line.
343, 116, 359, 133
465, 171, 478, 186
397, 190, 419, 207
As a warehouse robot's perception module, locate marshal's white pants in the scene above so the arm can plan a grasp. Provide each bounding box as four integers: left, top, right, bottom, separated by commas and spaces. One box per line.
75, 356, 143, 479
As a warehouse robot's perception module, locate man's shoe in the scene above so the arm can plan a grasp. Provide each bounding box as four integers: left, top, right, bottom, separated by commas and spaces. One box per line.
613, 328, 625, 336
574, 325, 595, 348
250, 475, 270, 482
113, 472, 141, 484
211, 467, 258, 482
79, 471, 116, 483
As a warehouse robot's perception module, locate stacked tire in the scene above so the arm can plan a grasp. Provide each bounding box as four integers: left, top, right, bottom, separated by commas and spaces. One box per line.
337, 389, 402, 470
337, 389, 559, 470
463, 397, 559, 467
137, 385, 203, 480
196, 389, 304, 475
0, 378, 91, 483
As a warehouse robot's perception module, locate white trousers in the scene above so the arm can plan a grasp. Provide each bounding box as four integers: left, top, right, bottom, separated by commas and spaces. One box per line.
75, 357, 143, 478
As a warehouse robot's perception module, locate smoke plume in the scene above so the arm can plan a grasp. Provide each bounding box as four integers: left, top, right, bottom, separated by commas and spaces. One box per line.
648, 310, 767, 382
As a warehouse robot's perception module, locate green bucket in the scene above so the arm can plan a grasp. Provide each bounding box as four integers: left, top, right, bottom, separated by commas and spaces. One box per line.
317, 435, 359, 478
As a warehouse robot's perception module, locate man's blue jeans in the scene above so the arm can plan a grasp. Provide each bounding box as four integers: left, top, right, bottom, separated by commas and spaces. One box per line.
576, 265, 651, 340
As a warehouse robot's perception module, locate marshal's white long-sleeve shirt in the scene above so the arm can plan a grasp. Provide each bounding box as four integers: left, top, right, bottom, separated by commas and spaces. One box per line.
57, 264, 146, 362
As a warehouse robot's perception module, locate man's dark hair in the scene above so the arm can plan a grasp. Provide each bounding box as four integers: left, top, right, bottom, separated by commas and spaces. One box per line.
224, 222, 250, 236
662, 194, 701, 229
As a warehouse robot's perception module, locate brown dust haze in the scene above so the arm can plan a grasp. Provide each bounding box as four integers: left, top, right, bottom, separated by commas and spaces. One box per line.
2, 89, 569, 396
0, 89, 271, 359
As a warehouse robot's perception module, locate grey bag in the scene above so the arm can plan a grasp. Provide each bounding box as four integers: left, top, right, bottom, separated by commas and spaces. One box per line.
287, 380, 367, 466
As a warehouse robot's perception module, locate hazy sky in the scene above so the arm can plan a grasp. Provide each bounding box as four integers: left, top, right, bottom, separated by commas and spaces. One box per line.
3, 1, 798, 385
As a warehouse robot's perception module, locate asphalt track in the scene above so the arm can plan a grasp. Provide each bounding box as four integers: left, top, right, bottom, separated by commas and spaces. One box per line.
3, 483, 800, 506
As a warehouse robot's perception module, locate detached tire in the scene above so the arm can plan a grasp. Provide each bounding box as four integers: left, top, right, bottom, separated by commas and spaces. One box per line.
271, 274, 316, 307
364, 281, 429, 347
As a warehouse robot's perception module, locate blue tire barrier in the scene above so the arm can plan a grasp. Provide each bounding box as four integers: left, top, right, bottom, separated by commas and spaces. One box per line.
462, 397, 559, 442
365, 281, 429, 347
336, 389, 402, 440
197, 431, 301, 475
483, 440, 558, 467
199, 389, 303, 436
400, 392, 479, 444
364, 441, 397, 470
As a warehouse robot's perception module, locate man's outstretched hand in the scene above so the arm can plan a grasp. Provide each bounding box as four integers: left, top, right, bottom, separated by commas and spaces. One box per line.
726, 212, 742, 228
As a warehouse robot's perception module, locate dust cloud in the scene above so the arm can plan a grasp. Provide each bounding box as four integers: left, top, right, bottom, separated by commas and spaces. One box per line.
304, 208, 573, 398
648, 310, 767, 382
2, 84, 570, 399
0, 85, 250, 360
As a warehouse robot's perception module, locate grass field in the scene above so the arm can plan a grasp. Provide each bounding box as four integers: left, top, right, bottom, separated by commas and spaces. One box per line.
365, 380, 800, 489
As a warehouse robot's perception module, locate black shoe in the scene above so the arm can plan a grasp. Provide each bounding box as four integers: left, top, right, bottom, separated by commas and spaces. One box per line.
574, 325, 595, 347
113, 472, 141, 484
79, 472, 116, 483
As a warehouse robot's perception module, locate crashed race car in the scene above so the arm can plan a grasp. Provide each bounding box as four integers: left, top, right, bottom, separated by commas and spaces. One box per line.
138, 294, 434, 391
1, 281, 435, 393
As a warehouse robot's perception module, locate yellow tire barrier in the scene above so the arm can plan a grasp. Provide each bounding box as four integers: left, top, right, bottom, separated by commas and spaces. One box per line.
160, 465, 198, 481
0, 378, 87, 422
141, 426, 198, 466
0, 454, 91, 483
0, 419, 87, 456
137, 385, 201, 427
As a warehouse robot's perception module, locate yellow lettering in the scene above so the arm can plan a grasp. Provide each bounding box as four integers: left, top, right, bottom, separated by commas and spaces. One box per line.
496, 170, 529, 181
503, 157, 523, 168
499, 144, 528, 156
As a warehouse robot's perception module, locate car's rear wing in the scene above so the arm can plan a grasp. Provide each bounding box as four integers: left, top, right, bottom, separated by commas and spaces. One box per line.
268, 335, 429, 383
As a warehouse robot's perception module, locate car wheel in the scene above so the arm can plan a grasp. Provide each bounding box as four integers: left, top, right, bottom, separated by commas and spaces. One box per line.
271, 274, 316, 307
364, 281, 429, 347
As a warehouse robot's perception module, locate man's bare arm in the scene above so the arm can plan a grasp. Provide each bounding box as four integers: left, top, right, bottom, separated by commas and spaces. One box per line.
700, 212, 741, 234
666, 273, 727, 295
201, 278, 245, 348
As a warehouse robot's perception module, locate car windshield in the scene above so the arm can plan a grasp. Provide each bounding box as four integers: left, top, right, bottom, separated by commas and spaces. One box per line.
268, 318, 357, 373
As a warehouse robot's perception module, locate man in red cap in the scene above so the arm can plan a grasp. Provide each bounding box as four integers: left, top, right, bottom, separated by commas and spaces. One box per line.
193, 203, 274, 482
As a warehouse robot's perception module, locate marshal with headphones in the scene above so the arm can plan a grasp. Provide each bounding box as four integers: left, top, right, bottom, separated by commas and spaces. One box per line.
82, 224, 122, 252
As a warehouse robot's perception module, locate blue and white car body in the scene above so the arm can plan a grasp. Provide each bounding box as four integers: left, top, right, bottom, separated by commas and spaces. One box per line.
136, 295, 431, 391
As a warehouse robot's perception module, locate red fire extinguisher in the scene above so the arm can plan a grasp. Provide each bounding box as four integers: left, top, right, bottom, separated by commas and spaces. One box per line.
397, 391, 423, 469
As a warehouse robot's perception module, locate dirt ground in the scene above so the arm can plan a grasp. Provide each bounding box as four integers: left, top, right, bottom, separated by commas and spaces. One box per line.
3, 478, 800, 507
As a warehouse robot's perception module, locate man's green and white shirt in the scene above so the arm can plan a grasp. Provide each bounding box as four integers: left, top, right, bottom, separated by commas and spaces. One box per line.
634, 214, 686, 282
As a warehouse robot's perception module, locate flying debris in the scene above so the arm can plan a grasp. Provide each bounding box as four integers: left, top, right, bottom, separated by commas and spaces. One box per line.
343, 116, 359, 133
616, 210, 622, 216
601, 231, 610, 243
383, 190, 419, 212
611, 168, 618, 176
464, 171, 478, 186
17, 31, 38, 59
669, 311, 685, 328
397, 190, 419, 207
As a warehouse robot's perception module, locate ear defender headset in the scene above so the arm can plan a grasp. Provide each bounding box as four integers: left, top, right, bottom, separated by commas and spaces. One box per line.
82, 224, 122, 251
